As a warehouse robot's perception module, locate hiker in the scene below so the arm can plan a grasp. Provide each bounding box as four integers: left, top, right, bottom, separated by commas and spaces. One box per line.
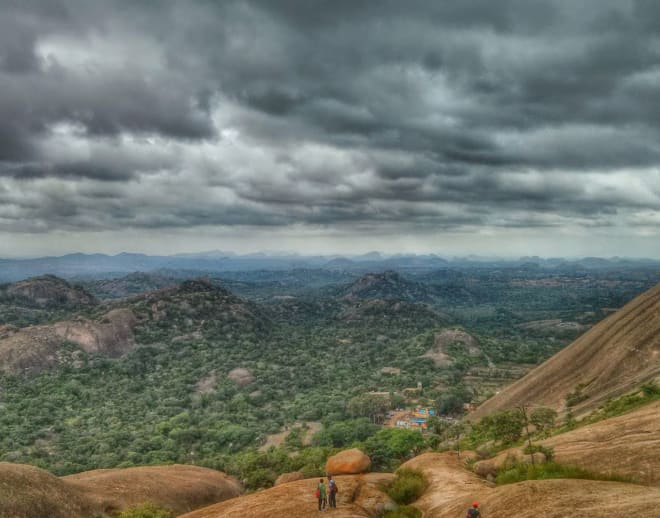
316, 478, 327, 511
466, 502, 480, 517
327, 475, 338, 508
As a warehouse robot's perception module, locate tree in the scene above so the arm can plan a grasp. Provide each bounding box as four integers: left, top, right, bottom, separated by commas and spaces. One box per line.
347, 394, 390, 424
530, 407, 558, 432
480, 410, 525, 444
364, 429, 426, 471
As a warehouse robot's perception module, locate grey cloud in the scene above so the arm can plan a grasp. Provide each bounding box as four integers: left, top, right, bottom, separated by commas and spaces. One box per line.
1, 0, 660, 242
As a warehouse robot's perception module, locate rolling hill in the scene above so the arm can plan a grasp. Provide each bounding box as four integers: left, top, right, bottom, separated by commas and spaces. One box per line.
0, 462, 242, 517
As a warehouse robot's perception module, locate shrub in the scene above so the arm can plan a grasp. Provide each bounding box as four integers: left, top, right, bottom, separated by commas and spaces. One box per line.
496, 462, 636, 485
475, 443, 495, 460
384, 505, 422, 518
387, 468, 429, 505
529, 407, 557, 431
116, 502, 175, 518
523, 443, 554, 462
479, 410, 525, 444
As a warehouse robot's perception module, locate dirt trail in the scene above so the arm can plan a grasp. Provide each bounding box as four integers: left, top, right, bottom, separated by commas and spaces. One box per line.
400, 452, 492, 516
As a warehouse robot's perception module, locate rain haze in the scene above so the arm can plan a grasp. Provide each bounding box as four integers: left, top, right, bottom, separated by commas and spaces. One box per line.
1, 0, 660, 258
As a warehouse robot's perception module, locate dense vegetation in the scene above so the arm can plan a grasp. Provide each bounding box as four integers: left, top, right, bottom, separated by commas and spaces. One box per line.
0, 265, 657, 486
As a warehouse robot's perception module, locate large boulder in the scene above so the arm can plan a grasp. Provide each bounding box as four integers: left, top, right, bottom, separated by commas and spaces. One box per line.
63, 464, 243, 515
0, 462, 97, 518
325, 448, 371, 475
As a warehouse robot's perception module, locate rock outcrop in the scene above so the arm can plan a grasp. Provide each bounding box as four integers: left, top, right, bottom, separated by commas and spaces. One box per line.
179, 473, 394, 518
0, 308, 137, 375
326, 448, 371, 475
3, 275, 97, 307
0, 462, 97, 518
400, 451, 660, 518
228, 367, 255, 386
63, 464, 243, 515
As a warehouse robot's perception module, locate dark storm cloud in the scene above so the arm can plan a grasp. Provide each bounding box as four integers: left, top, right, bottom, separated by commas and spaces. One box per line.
1, 0, 659, 238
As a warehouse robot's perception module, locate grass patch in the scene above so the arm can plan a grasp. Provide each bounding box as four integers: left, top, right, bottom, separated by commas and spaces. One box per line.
496, 462, 638, 486
384, 505, 422, 518
116, 502, 175, 518
387, 468, 429, 505
585, 383, 660, 424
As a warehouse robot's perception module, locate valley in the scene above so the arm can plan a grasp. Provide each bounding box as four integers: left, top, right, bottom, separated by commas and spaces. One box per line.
0, 257, 659, 516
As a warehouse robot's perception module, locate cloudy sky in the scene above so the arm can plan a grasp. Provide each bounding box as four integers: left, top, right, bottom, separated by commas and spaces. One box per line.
1, 0, 660, 258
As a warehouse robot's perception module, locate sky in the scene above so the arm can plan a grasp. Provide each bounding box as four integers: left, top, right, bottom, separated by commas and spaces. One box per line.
1, 0, 660, 258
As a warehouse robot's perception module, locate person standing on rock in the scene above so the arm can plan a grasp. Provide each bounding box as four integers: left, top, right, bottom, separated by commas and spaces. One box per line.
327, 475, 338, 508
466, 502, 480, 517
317, 478, 327, 511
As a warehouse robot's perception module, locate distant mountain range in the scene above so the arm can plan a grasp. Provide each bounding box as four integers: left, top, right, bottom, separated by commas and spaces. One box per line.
1, 251, 659, 282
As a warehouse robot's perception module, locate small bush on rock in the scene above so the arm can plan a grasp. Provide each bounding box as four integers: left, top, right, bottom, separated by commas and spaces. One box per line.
384, 505, 422, 518
116, 502, 175, 518
387, 468, 429, 505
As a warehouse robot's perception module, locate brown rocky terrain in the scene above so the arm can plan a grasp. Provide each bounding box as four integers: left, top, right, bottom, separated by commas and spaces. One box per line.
0, 462, 97, 518
63, 464, 243, 515
1, 275, 97, 307
469, 282, 660, 420
0, 308, 137, 375
180, 473, 395, 518
0, 462, 242, 517
432, 479, 660, 518
402, 451, 660, 518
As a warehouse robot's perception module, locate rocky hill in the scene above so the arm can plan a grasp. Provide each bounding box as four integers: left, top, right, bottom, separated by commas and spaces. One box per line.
341, 271, 432, 302
0, 462, 241, 517
0, 462, 98, 518
0, 308, 137, 375
0, 275, 97, 308
63, 464, 243, 515
469, 282, 660, 419
0, 278, 267, 376
80, 272, 180, 299
129, 278, 268, 335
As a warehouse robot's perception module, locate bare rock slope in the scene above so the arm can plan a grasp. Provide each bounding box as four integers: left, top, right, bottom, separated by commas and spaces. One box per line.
470, 282, 660, 419
180, 473, 395, 518
401, 452, 660, 518
0, 308, 137, 375
2, 275, 97, 307
0, 462, 241, 517
63, 464, 243, 515
0, 462, 97, 518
